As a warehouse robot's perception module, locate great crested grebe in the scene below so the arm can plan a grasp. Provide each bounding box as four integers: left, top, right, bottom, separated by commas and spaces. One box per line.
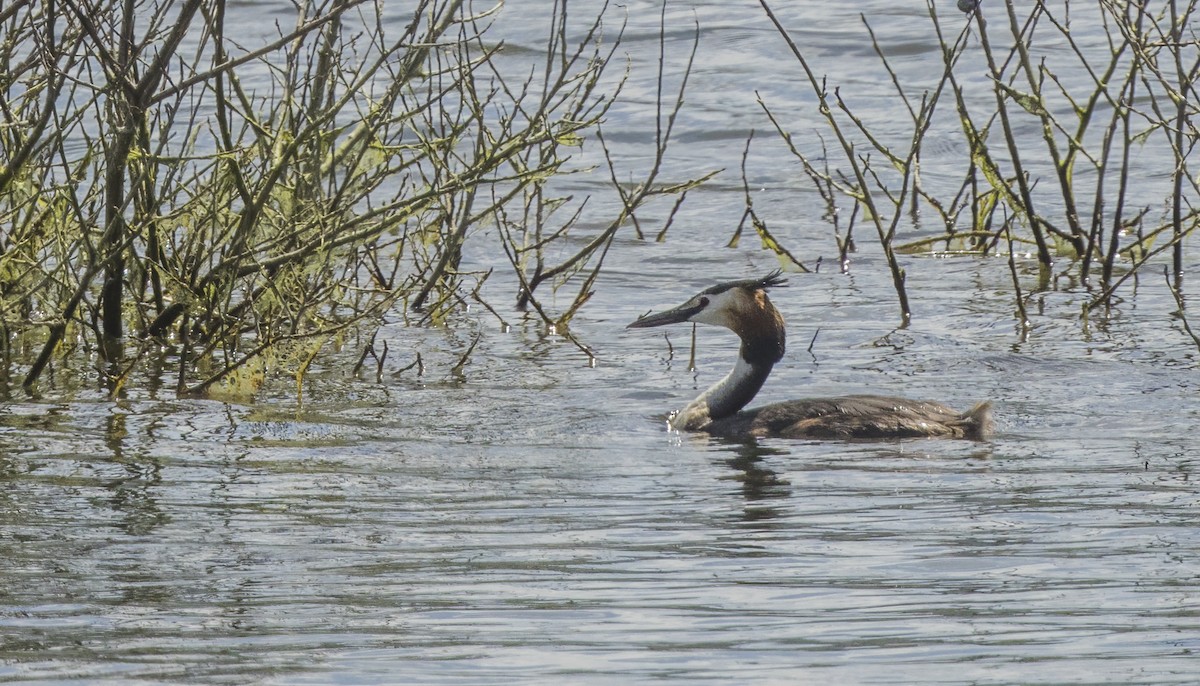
627, 271, 992, 440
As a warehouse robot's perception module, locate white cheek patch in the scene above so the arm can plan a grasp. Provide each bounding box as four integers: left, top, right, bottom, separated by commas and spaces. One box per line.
690, 290, 740, 328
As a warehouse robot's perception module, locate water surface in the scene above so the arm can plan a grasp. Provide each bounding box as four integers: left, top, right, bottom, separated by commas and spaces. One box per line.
3, 1, 1200, 684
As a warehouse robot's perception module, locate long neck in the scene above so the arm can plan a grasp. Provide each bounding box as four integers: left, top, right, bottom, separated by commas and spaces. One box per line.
671, 342, 778, 431
705, 353, 775, 418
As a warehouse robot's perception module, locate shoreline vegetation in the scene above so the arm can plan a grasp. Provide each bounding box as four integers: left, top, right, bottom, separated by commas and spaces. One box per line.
754, 0, 1200, 332
0, 0, 1196, 399
0, 0, 707, 397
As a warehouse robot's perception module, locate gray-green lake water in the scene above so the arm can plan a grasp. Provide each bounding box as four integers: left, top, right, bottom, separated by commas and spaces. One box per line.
3, 1, 1200, 684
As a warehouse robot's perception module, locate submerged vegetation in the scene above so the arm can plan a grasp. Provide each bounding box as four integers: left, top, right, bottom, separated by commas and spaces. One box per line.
755, 0, 1200, 330
2, 0, 1198, 398
0, 0, 704, 397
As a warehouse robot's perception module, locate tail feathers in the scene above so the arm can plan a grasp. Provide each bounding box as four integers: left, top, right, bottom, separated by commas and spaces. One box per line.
957, 401, 993, 440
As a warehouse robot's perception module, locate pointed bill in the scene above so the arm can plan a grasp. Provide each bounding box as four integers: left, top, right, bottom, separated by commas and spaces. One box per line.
626, 300, 704, 329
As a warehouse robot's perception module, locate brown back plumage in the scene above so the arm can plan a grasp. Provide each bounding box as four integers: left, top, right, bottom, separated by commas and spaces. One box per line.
706, 395, 993, 440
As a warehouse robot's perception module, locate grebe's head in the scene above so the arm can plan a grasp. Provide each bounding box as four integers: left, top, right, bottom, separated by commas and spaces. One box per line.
627, 271, 787, 364
627, 270, 786, 330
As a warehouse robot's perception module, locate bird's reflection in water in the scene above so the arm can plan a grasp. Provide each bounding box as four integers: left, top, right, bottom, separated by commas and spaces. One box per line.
718, 440, 792, 523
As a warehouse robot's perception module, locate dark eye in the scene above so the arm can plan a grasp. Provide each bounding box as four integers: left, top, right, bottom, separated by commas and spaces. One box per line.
698, 297, 710, 307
